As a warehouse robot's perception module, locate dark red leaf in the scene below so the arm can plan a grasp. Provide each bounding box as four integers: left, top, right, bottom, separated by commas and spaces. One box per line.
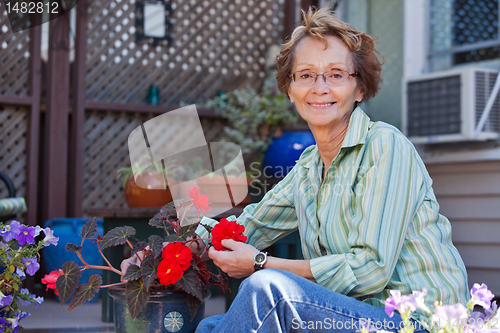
56, 261, 82, 305
125, 279, 150, 320
68, 274, 102, 311
99, 226, 136, 250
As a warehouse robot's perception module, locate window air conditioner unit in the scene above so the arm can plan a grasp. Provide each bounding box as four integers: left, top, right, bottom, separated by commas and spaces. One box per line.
403, 67, 500, 144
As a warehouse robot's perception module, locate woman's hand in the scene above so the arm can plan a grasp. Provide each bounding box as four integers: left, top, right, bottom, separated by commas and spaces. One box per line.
209, 239, 259, 279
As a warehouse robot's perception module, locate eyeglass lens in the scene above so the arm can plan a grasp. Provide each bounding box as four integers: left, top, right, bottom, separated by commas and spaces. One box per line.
293, 70, 350, 86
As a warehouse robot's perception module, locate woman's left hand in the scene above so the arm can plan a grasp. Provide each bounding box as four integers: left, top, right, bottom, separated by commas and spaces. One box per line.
209, 239, 259, 279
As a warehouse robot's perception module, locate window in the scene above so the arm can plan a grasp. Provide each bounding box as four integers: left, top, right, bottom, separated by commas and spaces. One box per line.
429, 0, 499, 71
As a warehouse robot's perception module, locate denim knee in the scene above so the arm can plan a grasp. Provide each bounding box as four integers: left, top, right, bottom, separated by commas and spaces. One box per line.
238, 269, 302, 301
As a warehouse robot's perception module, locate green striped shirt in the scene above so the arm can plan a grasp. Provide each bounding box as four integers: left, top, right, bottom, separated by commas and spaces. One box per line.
198, 107, 469, 321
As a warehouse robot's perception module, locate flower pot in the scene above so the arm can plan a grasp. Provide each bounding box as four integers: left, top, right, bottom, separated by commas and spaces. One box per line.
125, 172, 176, 207
196, 176, 251, 208
108, 287, 208, 333
263, 130, 316, 178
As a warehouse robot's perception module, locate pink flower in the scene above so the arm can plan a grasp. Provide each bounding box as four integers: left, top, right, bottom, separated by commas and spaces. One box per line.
188, 187, 211, 217
41, 269, 64, 295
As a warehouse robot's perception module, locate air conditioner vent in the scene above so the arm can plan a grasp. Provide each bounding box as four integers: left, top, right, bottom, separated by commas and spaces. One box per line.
407, 75, 461, 137
404, 67, 500, 144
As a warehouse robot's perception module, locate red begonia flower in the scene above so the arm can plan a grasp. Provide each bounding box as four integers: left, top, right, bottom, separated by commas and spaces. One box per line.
157, 259, 184, 285
161, 242, 193, 270
41, 269, 64, 295
188, 187, 211, 217
211, 218, 247, 251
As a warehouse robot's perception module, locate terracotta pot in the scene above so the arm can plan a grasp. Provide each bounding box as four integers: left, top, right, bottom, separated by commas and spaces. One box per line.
124, 172, 176, 207
196, 176, 251, 208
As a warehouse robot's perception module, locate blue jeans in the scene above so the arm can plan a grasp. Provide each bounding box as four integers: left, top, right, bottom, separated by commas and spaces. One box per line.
196, 269, 427, 333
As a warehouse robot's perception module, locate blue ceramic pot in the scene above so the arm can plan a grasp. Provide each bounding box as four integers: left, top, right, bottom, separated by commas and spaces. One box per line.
263, 130, 315, 178
43, 218, 104, 303
109, 287, 208, 333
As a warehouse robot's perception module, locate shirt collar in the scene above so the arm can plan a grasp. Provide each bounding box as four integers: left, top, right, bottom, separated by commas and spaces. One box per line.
296, 107, 371, 169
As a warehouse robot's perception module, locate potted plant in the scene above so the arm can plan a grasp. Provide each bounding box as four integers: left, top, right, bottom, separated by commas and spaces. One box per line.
116, 157, 178, 208
0, 220, 59, 333
42, 187, 247, 333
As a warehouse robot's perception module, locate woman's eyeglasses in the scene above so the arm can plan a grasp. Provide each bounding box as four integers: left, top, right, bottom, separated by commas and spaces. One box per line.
289, 69, 358, 86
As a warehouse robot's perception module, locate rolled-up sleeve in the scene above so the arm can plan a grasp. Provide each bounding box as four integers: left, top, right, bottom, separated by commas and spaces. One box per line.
310, 133, 427, 296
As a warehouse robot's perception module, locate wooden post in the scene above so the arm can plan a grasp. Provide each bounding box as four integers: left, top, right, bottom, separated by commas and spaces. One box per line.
26, 16, 42, 226
68, 0, 88, 217
283, 0, 296, 41
43, 12, 70, 221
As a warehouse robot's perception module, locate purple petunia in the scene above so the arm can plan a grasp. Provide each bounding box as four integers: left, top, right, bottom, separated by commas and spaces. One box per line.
0, 317, 9, 330
34, 225, 43, 237
0, 294, 13, 308
7, 311, 30, 329
432, 303, 468, 329
485, 300, 498, 321
470, 283, 495, 309
384, 290, 417, 318
33, 296, 43, 309
16, 267, 26, 280
0, 220, 21, 242
22, 257, 40, 276
42, 227, 59, 247
16, 225, 36, 246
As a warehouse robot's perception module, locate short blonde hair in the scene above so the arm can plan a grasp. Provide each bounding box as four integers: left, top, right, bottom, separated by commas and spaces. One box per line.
276, 7, 383, 102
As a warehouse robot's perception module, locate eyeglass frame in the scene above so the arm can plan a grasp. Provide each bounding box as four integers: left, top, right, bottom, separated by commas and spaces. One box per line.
288, 69, 359, 86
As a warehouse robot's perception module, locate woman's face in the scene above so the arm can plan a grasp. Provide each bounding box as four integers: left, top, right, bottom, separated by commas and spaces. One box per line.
288, 35, 363, 129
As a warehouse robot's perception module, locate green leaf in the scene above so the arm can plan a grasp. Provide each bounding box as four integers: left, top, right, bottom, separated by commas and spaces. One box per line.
148, 235, 163, 258
131, 242, 148, 256
123, 264, 142, 281
125, 279, 149, 320
140, 255, 161, 290
179, 268, 203, 301
99, 226, 136, 250
56, 261, 82, 305
80, 217, 98, 239
148, 213, 174, 231
65, 243, 82, 253
68, 274, 102, 311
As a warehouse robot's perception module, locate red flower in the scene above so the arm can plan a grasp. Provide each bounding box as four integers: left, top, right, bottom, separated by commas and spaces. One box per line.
41, 269, 64, 295
161, 242, 193, 270
211, 218, 247, 251
157, 260, 184, 285
188, 187, 211, 217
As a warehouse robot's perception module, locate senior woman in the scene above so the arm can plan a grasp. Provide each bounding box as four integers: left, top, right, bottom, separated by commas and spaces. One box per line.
194, 7, 468, 333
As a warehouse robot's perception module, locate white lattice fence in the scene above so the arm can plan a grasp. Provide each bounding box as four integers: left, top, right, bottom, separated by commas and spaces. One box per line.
0, 4, 31, 96
0, 105, 28, 199
85, 0, 285, 105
